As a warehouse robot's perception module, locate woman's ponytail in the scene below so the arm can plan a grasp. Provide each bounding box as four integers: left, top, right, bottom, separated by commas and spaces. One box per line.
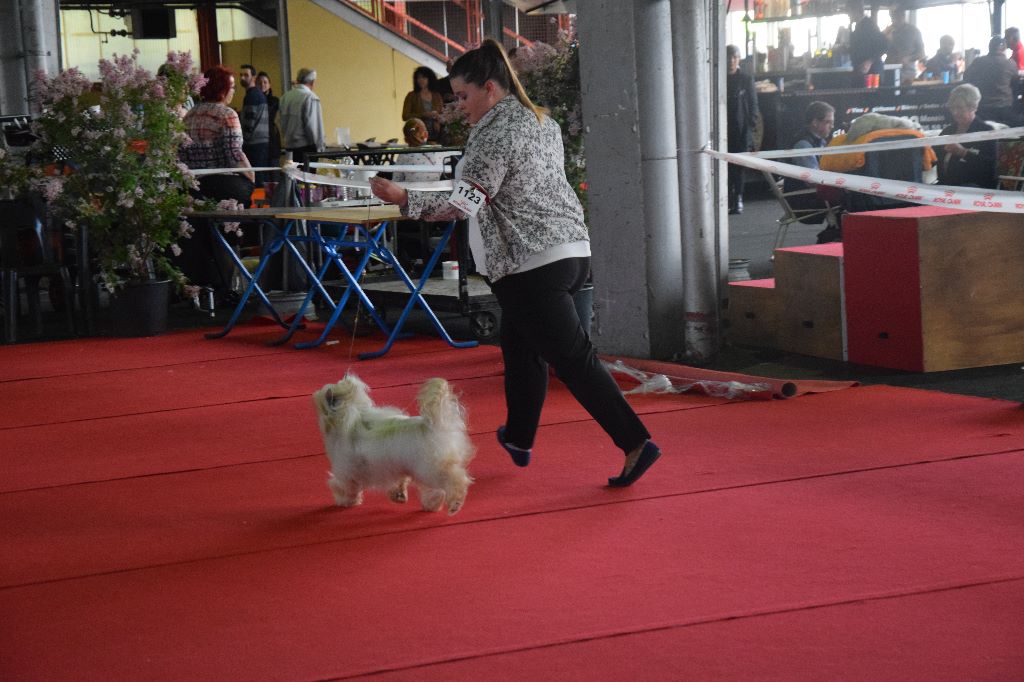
451, 38, 548, 122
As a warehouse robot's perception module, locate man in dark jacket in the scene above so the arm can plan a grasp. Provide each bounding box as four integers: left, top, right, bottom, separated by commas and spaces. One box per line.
726, 44, 759, 214
847, 0, 887, 87
965, 36, 1022, 126
239, 64, 269, 183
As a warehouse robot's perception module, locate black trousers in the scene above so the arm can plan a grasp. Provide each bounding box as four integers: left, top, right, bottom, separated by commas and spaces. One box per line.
176, 174, 253, 291
243, 143, 270, 184
727, 164, 745, 204
489, 256, 650, 453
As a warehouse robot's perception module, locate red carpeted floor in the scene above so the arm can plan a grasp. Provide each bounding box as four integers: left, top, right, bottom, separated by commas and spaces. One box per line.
1, 325, 1022, 680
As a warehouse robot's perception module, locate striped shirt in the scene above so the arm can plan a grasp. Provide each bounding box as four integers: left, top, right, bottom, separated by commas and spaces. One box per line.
180, 102, 247, 171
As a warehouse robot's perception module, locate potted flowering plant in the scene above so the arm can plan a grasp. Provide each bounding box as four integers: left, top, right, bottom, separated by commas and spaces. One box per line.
438, 101, 470, 147
9, 50, 204, 299
511, 33, 585, 209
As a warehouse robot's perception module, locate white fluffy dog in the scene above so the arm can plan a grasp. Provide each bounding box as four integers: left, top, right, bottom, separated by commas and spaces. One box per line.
312, 373, 475, 515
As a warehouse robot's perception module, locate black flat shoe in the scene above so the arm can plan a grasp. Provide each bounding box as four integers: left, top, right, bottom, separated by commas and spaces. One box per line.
497, 425, 531, 467
608, 441, 661, 487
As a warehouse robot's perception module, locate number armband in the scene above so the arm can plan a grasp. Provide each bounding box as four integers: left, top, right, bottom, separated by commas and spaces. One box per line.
447, 180, 488, 217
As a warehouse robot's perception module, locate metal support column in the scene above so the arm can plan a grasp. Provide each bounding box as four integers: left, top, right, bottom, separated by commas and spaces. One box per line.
485, 0, 504, 43
277, 0, 292, 93
634, 0, 686, 360
670, 0, 723, 362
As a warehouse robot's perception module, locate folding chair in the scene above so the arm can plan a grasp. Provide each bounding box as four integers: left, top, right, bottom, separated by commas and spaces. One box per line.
761, 170, 843, 253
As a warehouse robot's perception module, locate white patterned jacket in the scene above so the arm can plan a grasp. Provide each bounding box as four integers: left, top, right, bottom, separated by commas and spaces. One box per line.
404, 95, 588, 281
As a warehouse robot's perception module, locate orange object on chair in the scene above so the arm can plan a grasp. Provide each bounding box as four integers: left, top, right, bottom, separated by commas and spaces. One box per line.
250, 187, 267, 208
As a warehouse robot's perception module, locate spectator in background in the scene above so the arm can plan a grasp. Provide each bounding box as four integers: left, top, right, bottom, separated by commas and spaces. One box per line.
785, 101, 836, 183
784, 101, 841, 243
239, 64, 269, 183
1006, 27, 1024, 71
436, 58, 457, 104
256, 71, 281, 166
279, 67, 325, 163
924, 35, 957, 79
726, 44, 759, 215
402, 66, 444, 141
847, 0, 887, 87
965, 36, 1022, 126
883, 3, 925, 85
392, 118, 449, 273
937, 84, 997, 189
156, 63, 194, 117
178, 65, 253, 298
392, 118, 446, 183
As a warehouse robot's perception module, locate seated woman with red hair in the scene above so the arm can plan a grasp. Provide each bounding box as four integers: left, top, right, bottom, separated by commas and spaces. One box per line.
178, 65, 254, 297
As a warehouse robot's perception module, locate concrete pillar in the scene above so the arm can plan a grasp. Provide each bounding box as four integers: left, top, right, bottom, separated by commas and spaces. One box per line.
576, 1, 652, 358
1, 0, 59, 116
578, 0, 724, 361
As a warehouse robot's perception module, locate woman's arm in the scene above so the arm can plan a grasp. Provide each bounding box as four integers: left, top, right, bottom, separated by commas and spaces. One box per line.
223, 108, 255, 182
238, 151, 255, 183
369, 177, 463, 221
402, 91, 417, 122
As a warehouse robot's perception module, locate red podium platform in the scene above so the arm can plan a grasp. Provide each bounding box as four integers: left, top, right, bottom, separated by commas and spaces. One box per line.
843, 206, 1024, 372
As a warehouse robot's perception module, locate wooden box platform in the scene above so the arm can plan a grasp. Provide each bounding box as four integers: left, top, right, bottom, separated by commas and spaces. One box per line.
773, 242, 847, 361
843, 206, 1024, 372
727, 278, 778, 348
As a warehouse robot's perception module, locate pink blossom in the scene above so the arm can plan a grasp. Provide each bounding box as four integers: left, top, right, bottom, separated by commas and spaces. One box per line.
41, 177, 64, 201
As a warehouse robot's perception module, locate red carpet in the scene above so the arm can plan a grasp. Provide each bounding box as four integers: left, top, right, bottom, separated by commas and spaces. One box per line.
2, 456, 1021, 679
1, 332, 1022, 679
0, 321, 463, 383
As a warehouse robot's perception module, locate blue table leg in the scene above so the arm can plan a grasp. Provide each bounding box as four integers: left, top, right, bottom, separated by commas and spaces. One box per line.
359, 220, 477, 360
267, 225, 341, 345
293, 223, 394, 350
204, 220, 290, 340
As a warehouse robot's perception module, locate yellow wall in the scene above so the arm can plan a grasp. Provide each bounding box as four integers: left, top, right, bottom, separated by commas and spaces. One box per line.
287, 0, 423, 145
221, 37, 282, 111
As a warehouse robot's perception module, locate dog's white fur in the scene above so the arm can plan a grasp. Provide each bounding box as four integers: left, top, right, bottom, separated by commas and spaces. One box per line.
312, 373, 475, 515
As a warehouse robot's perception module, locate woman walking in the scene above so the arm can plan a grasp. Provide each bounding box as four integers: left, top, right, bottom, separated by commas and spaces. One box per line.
370, 40, 661, 486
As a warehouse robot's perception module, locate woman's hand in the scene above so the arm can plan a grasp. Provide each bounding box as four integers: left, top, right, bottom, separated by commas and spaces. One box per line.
369, 176, 409, 207
944, 142, 967, 158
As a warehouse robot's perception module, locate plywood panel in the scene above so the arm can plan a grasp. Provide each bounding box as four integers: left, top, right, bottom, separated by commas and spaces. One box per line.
917, 212, 1024, 371
774, 244, 846, 361
728, 279, 778, 348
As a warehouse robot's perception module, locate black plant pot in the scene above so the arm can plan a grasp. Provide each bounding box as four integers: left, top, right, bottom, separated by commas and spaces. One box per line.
109, 279, 171, 337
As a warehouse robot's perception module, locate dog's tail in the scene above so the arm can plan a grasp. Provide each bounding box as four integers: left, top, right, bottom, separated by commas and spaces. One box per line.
417, 378, 465, 430
418, 378, 474, 461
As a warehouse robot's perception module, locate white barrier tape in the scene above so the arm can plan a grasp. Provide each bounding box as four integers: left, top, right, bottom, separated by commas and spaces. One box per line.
752, 126, 1024, 159
705, 147, 1024, 214
191, 166, 282, 176
282, 164, 453, 192
306, 161, 453, 173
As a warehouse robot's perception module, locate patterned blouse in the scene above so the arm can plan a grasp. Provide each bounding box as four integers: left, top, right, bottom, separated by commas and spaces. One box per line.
180, 102, 247, 171
404, 95, 588, 281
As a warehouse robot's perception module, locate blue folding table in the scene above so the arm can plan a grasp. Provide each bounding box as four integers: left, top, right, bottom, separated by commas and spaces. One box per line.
187, 206, 339, 340
269, 205, 477, 359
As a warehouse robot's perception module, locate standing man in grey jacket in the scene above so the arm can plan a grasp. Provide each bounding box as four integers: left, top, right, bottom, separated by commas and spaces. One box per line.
279, 67, 325, 164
